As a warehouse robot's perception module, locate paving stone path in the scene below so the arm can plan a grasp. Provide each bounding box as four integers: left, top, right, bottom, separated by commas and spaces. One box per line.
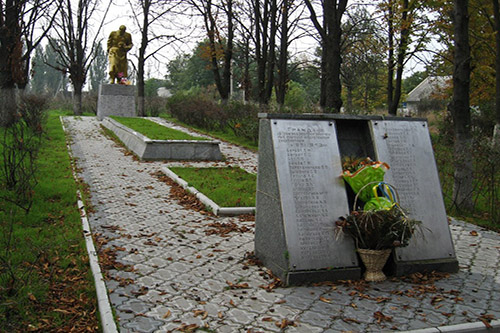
63, 116, 500, 333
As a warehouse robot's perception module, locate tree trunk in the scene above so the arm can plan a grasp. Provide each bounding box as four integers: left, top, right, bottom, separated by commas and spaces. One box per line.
264, 0, 277, 104
305, 0, 347, 113
493, 0, 500, 148
73, 82, 83, 116
222, 0, 233, 101
254, 0, 276, 104
0, 88, 17, 127
276, 0, 289, 106
387, 0, 394, 114
137, 0, 150, 117
451, 0, 473, 211
0, 0, 22, 127
346, 84, 353, 113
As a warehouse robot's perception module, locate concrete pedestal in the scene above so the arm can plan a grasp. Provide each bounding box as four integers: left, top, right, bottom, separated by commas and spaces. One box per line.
97, 84, 136, 120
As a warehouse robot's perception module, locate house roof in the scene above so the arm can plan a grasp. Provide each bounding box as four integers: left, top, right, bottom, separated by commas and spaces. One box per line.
406, 76, 451, 102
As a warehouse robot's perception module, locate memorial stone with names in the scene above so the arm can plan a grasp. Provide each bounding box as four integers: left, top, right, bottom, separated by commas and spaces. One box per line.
255, 114, 458, 285
371, 120, 458, 274
256, 117, 360, 285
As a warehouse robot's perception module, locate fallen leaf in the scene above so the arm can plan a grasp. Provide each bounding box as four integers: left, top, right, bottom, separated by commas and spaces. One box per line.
262, 317, 274, 322
374, 311, 393, 324
163, 310, 171, 318
470, 230, 478, 236
320, 297, 332, 303
193, 310, 205, 317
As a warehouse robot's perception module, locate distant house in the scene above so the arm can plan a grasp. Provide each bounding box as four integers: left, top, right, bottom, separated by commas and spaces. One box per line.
405, 76, 451, 115
157, 87, 172, 98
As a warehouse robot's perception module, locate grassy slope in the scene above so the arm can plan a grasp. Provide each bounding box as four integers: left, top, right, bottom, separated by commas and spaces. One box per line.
0, 112, 98, 331
169, 167, 257, 207
110, 116, 205, 140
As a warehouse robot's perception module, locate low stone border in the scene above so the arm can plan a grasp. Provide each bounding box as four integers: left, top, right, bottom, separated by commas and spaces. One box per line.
404, 319, 500, 332
102, 117, 223, 161
162, 166, 255, 216
61, 117, 118, 333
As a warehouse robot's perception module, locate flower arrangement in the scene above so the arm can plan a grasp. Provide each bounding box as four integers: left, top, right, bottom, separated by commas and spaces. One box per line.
337, 157, 421, 249
336, 205, 420, 250
336, 157, 422, 281
116, 72, 131, 85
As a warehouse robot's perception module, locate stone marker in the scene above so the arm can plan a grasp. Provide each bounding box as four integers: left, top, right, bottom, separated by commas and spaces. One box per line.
255, 115, 361, 285
255, 113, 458, 285
371, 120, 458, 274
97, 84, 136, 121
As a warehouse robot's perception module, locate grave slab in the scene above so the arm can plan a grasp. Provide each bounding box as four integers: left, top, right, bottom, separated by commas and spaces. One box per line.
97, 84, 136, 120
102, 117, 223, 161
370, 120, 458, 274
255, 116, 361, 285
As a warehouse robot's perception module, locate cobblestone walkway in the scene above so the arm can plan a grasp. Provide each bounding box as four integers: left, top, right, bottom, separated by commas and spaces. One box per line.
63, 116, 500, 333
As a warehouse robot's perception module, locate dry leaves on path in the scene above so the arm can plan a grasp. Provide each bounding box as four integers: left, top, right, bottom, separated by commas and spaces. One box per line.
152, 171, 214, 215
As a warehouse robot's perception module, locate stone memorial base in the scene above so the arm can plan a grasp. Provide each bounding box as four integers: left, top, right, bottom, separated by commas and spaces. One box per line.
102, 117, 223, 161
255, 113, 458, 286
97, 84, 136, 120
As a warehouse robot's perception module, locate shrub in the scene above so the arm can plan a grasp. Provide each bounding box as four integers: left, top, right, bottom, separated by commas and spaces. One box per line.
166, 88, 226, 131
433, 105, 500, 227
1, 94, 48, 212
82, 93, 97, 115
145, 96, 167, 117
225, 101, 262, 144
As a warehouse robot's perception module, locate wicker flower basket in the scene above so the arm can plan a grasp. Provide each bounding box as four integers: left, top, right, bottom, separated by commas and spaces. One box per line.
357, 248, 392, 282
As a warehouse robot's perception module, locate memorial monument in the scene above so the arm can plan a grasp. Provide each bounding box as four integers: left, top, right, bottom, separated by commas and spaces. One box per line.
97, 25, 136, 120
107, 25, 133, 84
255, 113, 458, 285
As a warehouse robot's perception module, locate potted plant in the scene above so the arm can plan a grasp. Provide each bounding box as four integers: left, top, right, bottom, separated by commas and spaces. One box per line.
336, 158, 422, 282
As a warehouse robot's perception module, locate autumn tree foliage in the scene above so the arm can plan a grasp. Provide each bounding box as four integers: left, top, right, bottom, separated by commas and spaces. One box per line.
341, 6, 386, 113
377, 0, 432, 116
188, 0, 234, 102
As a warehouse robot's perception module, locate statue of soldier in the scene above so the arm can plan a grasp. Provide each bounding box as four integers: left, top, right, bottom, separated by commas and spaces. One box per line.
107, 25, 133, 84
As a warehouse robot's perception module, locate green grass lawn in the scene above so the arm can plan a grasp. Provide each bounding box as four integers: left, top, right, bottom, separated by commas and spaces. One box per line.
160, 113, 259, 151
110, 116, 206, 141
168, 166, 257, 207
0, 111, 98, 331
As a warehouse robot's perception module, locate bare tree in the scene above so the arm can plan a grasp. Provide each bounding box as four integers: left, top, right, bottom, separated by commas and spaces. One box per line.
304, 0, 348, 113
49, 0, 111, 115
128, 0, 183, 116
493, 0, 500, 146
256, 0, 279, 104
379, 0, 431, 116
451, 0, 473, 210
275, 1, 308, 107
188, 0, 234, 102
0, 0, 60, 126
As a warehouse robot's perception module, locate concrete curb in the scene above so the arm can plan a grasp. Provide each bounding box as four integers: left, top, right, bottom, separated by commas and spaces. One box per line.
61, 116, 118, 333
102, 117, 223, 160
404, 319, 500, 332
162, 166, 255, 216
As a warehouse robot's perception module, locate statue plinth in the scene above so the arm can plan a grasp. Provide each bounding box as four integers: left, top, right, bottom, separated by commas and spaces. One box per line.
97, 84, 136, 120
